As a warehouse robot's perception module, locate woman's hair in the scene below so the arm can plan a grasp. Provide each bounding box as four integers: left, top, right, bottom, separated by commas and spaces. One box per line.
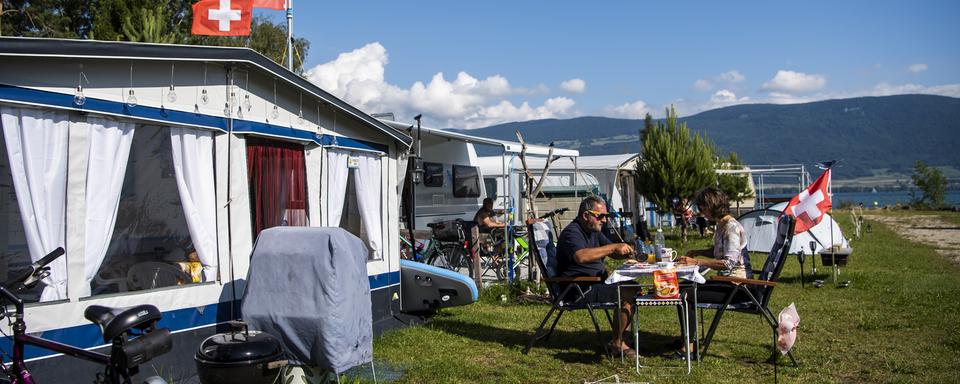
694, 187, 730, 218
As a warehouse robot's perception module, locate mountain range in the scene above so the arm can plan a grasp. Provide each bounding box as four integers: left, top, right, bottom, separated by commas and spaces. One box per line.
453, 94, 960, 180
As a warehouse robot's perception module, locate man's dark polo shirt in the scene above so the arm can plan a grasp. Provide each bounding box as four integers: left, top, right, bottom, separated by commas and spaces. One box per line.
556, 219, 612, 278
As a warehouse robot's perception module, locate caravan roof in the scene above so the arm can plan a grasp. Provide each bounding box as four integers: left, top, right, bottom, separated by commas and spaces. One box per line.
379, 119, 578, 157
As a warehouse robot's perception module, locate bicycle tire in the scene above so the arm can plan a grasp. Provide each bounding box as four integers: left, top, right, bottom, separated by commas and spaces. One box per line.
440, 243, 473, 277
425, 245, 452, 270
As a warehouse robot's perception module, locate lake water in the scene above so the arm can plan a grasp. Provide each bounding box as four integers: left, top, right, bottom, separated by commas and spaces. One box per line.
767, 190, 960, 208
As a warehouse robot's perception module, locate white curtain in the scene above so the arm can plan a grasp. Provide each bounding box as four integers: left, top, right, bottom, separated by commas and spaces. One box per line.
324, 149, 349, 226
1, 107, 69, 301
171, 127, 218, 281
353, 153, 383, 260
82, 117, 134, 298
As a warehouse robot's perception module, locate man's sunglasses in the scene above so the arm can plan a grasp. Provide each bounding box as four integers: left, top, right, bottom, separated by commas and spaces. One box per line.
586, 210, 611, 220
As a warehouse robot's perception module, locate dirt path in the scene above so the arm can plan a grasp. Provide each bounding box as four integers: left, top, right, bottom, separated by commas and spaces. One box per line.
864, 213, 960, 265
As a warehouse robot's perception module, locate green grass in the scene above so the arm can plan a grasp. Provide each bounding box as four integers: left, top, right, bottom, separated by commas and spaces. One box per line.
366, 212, 960, 383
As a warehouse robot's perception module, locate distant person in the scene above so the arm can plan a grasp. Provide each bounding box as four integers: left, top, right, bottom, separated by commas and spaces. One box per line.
474, 198, 505, 233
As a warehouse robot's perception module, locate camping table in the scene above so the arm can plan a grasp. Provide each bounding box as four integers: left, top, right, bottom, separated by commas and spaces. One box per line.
606, 264, 707, 375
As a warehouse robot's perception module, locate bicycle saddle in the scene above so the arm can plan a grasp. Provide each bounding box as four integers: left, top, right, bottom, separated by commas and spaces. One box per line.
84, 304, 162, 342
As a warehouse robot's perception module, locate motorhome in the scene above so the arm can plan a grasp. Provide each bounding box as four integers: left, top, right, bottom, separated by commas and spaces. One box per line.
0, 37, 431, 382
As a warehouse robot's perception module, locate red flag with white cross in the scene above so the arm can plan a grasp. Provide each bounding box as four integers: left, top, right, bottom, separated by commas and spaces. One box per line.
783, 169, 832, 234
192, 0, 253, 36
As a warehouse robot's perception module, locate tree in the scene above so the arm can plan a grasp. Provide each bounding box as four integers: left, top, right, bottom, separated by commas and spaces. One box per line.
122, 5, 176, 43
716, 152, 754, 216
911, 160, 946, 209
635, 106, 717, 242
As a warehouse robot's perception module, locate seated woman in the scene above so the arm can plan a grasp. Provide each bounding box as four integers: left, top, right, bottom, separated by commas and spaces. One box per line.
675, 187, 753, 358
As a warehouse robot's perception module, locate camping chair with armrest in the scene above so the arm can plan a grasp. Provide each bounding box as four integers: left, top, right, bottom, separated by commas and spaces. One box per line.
697, 214, 798, 366
522, 222, 618, 355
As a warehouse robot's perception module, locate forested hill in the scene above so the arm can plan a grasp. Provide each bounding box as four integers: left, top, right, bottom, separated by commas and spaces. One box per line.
452, 94, 960, 179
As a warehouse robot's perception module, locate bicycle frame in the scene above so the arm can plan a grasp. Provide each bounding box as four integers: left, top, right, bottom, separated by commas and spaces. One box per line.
1, 285, 117, 384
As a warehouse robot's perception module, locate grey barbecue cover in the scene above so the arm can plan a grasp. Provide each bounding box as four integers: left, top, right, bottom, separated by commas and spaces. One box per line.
241, 227, 372, 373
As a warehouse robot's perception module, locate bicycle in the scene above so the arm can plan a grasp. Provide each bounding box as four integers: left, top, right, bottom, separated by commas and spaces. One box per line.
399, 221, 472, 277
0, 248, 173, 384
478, 208, 569, 282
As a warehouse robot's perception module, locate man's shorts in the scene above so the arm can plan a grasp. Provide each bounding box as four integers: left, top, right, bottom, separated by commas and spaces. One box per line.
564, 282, 623, 305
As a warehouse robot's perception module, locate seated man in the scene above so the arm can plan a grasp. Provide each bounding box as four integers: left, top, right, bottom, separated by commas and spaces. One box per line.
556, 196, 638, 358
474, 197, 506, 233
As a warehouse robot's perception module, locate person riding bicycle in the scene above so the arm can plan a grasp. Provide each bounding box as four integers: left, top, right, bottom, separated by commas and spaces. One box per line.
555, 196, 639, 358
474, 197, 506, 233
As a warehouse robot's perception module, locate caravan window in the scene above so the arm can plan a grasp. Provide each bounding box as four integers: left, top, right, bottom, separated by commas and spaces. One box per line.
423, 162, 443, 187
484, 178, 498, 200
453, 165, 481, 198
0, 126, 49, 302
92, 125, 213, 296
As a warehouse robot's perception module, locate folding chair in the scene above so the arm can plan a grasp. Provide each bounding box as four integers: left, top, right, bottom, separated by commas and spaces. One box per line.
697, 215, 799, 366
522, 223, 618, 355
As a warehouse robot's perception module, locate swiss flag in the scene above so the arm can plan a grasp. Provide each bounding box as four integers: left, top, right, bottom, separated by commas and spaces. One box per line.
253, 0, 286, 10
192, 0, 253, 36
783, 169, 832, 234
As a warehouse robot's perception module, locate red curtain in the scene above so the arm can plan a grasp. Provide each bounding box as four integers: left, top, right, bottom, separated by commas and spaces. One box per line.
246, 138, 308, 238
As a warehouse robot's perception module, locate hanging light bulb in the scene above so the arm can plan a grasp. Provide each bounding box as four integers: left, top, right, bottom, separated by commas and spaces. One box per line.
194, 103, 200, 114
271, 105, 280, 119
237, 106, 244, 119
73, 85, 86, 106
223, 103, 231, 117
125, 89, 138, 107
167, 85, 177, 103
243, 94, 252, 111
229, 91, 237, 106
200, 89, 209, 105
298, 110, 304, 125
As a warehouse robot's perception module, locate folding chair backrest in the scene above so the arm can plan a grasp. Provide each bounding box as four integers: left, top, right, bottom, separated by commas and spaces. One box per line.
528, 222, 561, 297
754, 215, 796, 306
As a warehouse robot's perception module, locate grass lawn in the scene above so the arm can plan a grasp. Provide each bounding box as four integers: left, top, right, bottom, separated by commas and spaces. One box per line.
368, 211, 960, 383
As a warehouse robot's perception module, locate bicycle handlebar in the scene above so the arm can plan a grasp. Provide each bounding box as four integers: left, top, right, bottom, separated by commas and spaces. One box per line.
538, 207, 569, 219
2, 247, 64, 290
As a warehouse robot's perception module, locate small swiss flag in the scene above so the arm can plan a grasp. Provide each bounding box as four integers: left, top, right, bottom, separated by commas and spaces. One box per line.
192, 0, 253, 36
783, 169, 832, 234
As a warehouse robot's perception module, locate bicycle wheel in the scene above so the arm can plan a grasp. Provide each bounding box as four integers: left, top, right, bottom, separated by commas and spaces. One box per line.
425, 244, 453, 270
440, 243, 472, 277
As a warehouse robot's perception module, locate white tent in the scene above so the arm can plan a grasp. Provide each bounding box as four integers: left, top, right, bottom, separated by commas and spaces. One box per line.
739, 202, 849, 254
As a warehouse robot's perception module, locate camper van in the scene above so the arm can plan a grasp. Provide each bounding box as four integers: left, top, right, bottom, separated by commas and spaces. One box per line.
0, 37, 430, 382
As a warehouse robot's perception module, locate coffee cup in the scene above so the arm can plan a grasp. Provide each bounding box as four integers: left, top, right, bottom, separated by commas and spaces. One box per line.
660, 247, 678, 262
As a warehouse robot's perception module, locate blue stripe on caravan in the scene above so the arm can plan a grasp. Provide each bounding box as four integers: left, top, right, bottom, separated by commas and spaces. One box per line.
0, 84, 229, 131
369, 271, 400, 290
0, 84, 389, 153
0, 270, 400, 360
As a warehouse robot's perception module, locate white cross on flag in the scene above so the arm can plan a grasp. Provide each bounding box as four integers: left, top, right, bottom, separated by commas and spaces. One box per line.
192, 0, 253, 36
783, 169, 832, 234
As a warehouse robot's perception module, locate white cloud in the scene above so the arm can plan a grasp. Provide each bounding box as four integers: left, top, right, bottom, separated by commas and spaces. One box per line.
718, 70, 745, 83
694, 79, 712, 91
710, 89, 750, 104
761, 70, 827, 93
602, 100, 652, 119
908, 63, 928, 73
559, 78, 587, 93
867, 82, 960, 98
305, 42, 579, 128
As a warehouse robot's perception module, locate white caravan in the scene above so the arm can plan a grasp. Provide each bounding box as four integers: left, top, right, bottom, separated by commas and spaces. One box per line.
0, 37, 415, 382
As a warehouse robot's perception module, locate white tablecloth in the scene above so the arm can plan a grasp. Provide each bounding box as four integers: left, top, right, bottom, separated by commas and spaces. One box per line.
605, 264, 706, 285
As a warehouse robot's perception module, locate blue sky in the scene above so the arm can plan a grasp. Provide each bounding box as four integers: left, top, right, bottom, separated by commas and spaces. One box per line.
257, 0, 959, 128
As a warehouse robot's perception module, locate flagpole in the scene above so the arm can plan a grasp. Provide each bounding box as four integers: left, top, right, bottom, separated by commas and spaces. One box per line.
827, 168, 839, 286
286, 0, 293, 71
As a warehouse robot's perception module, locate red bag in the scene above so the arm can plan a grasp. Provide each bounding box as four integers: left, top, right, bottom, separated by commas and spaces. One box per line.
653, 269, 680, 299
